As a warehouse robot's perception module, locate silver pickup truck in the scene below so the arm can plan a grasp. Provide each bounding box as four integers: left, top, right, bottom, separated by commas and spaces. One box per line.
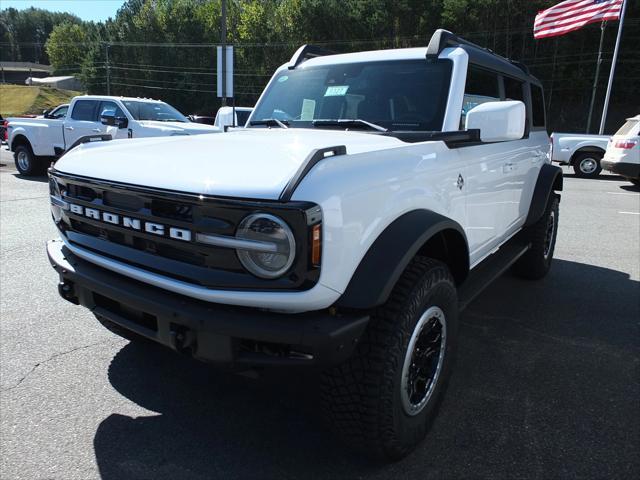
550, 132, 609, 178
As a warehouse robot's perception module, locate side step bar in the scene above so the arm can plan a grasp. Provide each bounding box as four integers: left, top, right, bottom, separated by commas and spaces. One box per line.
458, 240, 530, 311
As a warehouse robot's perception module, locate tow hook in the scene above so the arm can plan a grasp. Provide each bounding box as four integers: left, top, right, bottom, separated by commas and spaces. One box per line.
58, 280, 79, 305
170, 324, 197, 355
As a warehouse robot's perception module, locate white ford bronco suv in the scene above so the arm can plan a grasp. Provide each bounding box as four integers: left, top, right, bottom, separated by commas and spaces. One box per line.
47, 30, 562, 460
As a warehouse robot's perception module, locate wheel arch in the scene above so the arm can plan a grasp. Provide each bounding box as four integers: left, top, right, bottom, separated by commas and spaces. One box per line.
335, 210, 469, 310
10, 133, 32, 152
524, 163, 563, 227
570, 146, 605, 164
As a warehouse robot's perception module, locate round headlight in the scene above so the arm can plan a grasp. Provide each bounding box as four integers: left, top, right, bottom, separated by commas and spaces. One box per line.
236, 213, 296, 279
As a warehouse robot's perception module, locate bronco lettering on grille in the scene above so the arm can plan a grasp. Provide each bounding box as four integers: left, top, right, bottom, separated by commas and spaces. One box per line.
67, 203, 192, 241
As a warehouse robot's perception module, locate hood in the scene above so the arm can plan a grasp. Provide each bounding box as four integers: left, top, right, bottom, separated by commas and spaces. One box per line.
54, 128, 404, 200
137, 120, 220, 134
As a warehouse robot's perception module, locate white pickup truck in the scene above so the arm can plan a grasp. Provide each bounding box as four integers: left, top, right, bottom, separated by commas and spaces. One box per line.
550, 132, 609, 178
7, 95, 220, 175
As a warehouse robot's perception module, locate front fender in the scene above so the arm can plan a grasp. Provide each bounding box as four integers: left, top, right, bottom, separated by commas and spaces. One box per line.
524, 163, 563, 227
336, 210, 468, 309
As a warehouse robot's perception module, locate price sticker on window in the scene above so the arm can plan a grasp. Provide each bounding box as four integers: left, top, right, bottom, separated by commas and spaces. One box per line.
324, 85, 349, 97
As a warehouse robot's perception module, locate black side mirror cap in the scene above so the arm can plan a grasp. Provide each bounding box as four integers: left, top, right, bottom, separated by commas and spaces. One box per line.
100, 114, 116, 126
101, 115, 128, 129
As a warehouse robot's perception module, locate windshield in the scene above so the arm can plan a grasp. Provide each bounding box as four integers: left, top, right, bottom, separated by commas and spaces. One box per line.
250, 59, 452, 132
122, 101, 189, 122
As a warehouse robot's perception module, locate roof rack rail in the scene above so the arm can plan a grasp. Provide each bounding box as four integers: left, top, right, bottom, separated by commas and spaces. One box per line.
510, 60, 530, 75
426, 29, 490, 59
426, 29, 531, 77
288, 45, 336, 70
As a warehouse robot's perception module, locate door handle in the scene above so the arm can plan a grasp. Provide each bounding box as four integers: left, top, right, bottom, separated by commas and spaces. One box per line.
502, 162, 514, 173
91, 128, 101, 133
64, 126, 74, 131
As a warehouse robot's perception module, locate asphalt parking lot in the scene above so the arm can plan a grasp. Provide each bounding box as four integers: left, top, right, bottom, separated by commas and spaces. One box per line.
1, 147, 639, 480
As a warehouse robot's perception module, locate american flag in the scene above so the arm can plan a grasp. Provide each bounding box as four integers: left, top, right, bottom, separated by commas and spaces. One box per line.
534, 0, 624, 39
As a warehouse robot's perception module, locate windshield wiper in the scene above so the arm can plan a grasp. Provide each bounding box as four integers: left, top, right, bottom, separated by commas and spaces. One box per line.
249, 118, 289, 129
312, 119, 388, 132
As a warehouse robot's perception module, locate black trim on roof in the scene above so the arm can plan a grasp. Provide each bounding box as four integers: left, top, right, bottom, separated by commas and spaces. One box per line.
288, 45, 336, 70
287, 30, 541, 86
427, 29, 540, 85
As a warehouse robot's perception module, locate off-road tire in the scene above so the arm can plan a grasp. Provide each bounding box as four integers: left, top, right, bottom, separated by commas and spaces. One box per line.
95, 314, 151, 344
321, 257, 458, 461
512, 194, 560, 280
14, 144, 46, 176
572, 152, 602, 178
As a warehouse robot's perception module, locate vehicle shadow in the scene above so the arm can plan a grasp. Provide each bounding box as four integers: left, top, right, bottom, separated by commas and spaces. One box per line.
620, 183, 639, 192
11, 173, 49, 183
562, 172, 624, 182
94, 259, 640, 480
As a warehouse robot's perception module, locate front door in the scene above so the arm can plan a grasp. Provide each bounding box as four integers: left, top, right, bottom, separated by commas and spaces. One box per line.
63, 99, 103, 147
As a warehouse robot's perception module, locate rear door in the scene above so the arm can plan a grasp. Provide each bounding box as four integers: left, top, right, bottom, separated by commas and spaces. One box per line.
63, 99, 101, 147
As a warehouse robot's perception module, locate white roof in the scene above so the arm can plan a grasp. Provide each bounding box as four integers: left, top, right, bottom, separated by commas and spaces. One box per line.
75, 95, 165, 103
299, 47, 430, 69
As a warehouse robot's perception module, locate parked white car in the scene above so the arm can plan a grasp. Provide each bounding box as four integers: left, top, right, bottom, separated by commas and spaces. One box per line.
7, 95, 220, 175
601, 115, 640, 185
550, 132, 609, 178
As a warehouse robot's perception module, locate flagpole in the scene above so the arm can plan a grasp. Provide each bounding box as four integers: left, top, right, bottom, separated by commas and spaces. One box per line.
598, 0, 628, 135
586, 21, 606, 134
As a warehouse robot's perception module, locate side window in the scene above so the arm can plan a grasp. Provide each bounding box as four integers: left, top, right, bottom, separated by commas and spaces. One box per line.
462, 65, 500, 128
52, 106, 68, 119
503, 76, 524, 102
531, 85, 546, 128
99, 101, 125, 118
71, 100, 98, 121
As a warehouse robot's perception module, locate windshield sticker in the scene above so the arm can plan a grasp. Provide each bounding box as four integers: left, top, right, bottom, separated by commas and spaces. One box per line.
278, 76, 289, 83
301, 99, 316, 121
324, 85, 349, 97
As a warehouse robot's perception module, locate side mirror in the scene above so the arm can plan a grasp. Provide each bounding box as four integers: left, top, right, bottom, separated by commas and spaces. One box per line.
43, 109, 50, 117
116, 116, 128, 129
100, 114, 116, 126
101, 115, 128, 129
466, 100, 525, 142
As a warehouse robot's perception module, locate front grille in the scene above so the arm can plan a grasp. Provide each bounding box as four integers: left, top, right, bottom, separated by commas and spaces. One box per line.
52, 172, 321, 291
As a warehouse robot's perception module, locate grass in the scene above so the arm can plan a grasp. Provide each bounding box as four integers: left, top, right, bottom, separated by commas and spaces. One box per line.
0, 85, 82, 116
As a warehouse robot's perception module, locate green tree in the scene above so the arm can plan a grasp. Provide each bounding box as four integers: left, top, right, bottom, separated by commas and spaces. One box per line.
45, 22, 90, 74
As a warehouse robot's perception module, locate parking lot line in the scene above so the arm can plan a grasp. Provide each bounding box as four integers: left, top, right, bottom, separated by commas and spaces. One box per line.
618, 211, 640, 215
607, 191, 638, 196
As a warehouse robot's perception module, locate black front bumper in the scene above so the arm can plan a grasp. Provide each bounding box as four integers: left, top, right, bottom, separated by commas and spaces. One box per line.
601, 160, 640, 179
47, 240, 369, 368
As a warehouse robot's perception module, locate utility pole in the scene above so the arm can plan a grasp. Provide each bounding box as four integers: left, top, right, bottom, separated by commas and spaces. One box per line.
586, 22, 606, 134
599, 0, 628, 135
105, 43, 111, 95
220, 0, 227, 106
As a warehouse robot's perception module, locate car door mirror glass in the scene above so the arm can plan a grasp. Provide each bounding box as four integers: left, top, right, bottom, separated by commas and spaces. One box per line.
466, 100, 525, 142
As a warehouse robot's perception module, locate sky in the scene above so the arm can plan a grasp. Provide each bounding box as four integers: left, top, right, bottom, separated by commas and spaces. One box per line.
1, 0, 127, 22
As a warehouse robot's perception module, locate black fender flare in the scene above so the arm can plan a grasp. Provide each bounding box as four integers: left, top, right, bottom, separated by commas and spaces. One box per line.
524, 163, 563, 227
336, 210, 469, 310
61, 134, 113, 157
